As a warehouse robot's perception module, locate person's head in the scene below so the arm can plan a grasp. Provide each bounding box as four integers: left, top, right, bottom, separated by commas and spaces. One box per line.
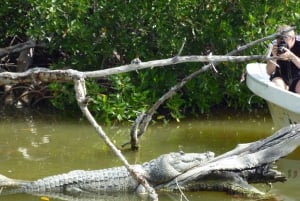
276, 25, 296, 49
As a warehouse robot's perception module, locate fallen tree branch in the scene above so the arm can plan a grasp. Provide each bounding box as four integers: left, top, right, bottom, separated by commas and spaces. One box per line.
0, 55, 275, 86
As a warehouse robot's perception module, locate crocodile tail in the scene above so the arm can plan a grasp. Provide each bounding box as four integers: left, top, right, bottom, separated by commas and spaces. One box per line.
0, 174, 29, 193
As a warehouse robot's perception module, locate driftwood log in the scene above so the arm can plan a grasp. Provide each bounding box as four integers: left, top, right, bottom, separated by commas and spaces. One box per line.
155, 124, 300, 199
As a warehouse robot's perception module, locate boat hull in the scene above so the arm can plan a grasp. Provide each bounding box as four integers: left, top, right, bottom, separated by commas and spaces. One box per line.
246, 63, 300, 129
267, 102, 300, 128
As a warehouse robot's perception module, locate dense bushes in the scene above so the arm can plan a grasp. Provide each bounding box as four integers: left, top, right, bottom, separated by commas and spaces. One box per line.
2, 0, 300, 123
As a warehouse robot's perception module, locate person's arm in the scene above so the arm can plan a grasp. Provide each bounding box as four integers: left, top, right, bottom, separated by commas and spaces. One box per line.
287, 50, 300, 68
266, 44, 278, 75
266, 59, 278, 75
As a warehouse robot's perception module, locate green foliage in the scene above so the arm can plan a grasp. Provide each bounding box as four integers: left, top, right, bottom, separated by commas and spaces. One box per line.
86, 75, 150, 125
3, 0, 300, 122
48, 83, 80, 114
0, 1, 31, 44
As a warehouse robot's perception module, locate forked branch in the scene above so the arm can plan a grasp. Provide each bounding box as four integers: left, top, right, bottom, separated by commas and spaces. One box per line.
126, 29, 286, 150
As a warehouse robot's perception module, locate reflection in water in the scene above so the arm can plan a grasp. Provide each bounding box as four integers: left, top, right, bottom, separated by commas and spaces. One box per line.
17, 147, 30, 160
272, 159, 300, 201
31, 135, 50, 148
15, 115, 51, 161
22, 115, 37, 134
17, 147, 48, 161
287, 169, 298, 179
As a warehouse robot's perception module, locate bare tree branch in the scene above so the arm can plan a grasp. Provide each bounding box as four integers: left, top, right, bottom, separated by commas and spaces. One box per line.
0, 55, 274, 86
73, 78, 158, 201
0, 40, 43, 58
126, 31, 283, 149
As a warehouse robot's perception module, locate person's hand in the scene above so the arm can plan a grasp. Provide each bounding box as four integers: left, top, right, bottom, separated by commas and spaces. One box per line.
279, 47, 294, 60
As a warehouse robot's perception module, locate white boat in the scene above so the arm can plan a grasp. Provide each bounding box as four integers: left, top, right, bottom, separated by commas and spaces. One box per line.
246, 63, 300, 129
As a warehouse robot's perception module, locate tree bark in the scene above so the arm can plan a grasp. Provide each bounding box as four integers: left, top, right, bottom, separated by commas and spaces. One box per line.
16, 48, 34, 72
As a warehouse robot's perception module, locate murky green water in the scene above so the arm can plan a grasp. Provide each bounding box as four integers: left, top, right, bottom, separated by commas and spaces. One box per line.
0, 110, 299, 201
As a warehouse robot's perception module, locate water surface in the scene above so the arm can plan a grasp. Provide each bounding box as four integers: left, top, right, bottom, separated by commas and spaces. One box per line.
0, 110, 299, 201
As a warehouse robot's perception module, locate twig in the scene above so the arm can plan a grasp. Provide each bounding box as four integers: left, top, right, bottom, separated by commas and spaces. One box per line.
177, 37, 187, 56
9, 35, 19, 46
175, 178, 189, 201
208, 52, 218, 73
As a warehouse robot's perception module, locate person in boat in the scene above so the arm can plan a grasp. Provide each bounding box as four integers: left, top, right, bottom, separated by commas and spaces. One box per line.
266, 25, 300, 93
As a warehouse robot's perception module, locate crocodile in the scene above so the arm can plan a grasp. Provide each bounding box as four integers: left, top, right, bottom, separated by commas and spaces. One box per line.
0, 151, 214, 196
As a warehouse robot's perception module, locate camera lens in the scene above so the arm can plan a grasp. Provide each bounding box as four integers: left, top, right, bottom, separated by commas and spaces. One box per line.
277, 40, 287, 55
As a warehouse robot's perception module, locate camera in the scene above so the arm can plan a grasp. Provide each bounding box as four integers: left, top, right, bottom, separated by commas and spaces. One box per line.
277, 38, 288, 55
